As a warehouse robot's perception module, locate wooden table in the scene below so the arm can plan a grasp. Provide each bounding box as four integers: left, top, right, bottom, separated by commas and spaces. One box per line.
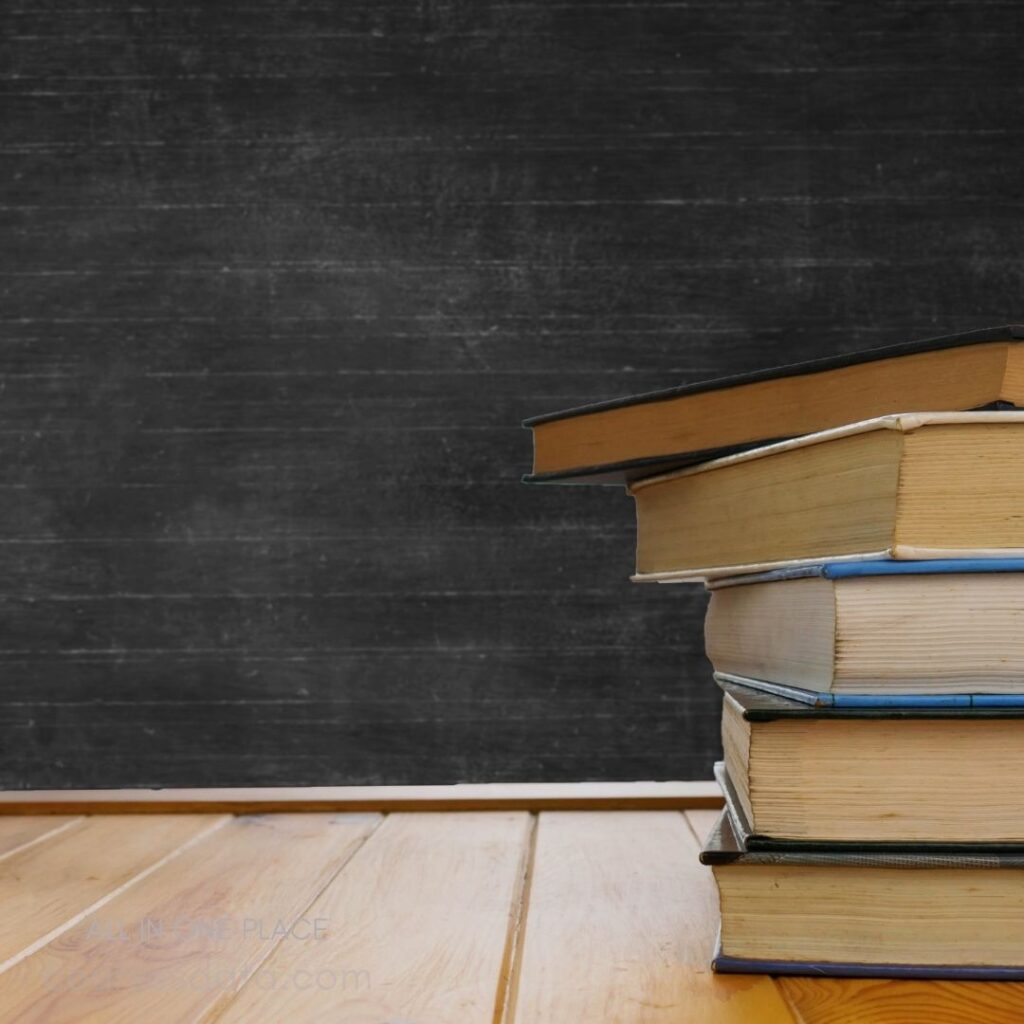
0, 782, 1015, 1022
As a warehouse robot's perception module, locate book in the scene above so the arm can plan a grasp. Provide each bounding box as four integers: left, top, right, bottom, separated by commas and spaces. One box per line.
713, 760, 1024, 854
525, 324, 1024, 484
629, 411, 1024, 580
705, 559, 1024, 703
702, 809, 1024, 979
719, 677, 1024, 843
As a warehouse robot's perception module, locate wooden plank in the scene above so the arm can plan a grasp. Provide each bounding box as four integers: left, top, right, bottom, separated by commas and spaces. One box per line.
507, 811, 796, 1024
211, 811, 531, 1023
0, 814, 224, 971
778, 977, 1024, 1024
0, 812, 379, 1022
0, 815, 81, 859
0, 781, 722, 815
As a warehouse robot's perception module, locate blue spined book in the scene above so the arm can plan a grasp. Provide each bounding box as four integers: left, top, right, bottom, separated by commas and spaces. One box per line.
712, 672, 1024, 709
707, 556, 1024, 588
706, 558, 1024, 708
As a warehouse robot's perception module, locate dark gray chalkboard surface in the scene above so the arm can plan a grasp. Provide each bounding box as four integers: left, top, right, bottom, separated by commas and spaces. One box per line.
2, 2, 1022, 787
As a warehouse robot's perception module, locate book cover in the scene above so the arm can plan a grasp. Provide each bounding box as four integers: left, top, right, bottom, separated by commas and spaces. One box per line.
526, 324, 1024, 484
713, 671, 1024, 709
718, 675, 1024, 721
703, 809, 1024, 979
630, 412, 1024, 581
707, 556, 1024, 589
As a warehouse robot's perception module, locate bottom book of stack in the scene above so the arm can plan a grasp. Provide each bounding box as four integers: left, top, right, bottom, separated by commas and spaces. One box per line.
703, 804, 1024, 979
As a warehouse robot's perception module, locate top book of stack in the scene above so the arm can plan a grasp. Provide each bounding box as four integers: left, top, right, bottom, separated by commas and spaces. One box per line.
525, 325, 1024, 484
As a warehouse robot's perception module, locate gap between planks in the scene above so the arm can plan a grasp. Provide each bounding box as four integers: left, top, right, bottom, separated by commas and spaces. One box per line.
501, 808, 795, 1024
496, 811, 540, 1024
210, 810, 536, 1023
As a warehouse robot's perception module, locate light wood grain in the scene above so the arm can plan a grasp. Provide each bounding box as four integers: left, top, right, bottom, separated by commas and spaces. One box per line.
0, 816, 81, 860
779, 977, 1024, 1024
215, 811, 532, 1024
0, 814, 222, 972
0, 781, 721, 814
0, 813, 379, 1023
507, 811, 796, 1023
0, 806, 1022, 1021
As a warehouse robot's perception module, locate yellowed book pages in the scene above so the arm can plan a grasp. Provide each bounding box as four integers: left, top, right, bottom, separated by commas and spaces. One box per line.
706, 572, 1024, 694
530, 334, 1024, 480
630, 412, 1024, 580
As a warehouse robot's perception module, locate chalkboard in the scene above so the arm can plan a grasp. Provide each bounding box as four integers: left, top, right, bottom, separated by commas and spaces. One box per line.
1, 1, 1020, 786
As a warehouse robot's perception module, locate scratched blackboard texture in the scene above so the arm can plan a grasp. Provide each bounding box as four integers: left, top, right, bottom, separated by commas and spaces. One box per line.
2, 2, 1023, 786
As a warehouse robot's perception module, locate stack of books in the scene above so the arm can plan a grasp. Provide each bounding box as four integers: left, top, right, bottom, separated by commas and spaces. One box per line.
527, 324, 1024, 979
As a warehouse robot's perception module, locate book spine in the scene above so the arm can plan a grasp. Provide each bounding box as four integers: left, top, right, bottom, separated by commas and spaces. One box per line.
712, 948, 1024, 980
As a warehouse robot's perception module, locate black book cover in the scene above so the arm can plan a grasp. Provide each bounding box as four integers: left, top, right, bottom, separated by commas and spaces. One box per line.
525, 323, 1024, 483
719, 676, 1024, 721
698, 804, 1024, 869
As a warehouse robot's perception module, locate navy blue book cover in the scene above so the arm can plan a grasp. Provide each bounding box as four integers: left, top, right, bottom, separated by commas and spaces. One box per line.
718, 676, 1024, 721
713, 670, 1024, 709
708, 556, 1024, 589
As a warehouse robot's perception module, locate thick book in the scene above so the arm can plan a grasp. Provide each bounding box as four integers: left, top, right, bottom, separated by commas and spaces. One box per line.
702, 809, 1024, 979
629, 411, 1024, 580
525, 324, 1024, 484
714, 760, 1024, 854
718, 677, 1024, 843
705, 558, 1024, 703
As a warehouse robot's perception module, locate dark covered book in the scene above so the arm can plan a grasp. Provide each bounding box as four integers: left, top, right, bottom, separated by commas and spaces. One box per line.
714, 761, 1024, 855
525, 324, 1024, 484
718, 677, 1024, 844
702, 809, 1024, 979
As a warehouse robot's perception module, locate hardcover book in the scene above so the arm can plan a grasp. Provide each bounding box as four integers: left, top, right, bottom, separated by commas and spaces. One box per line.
525, 324, 1024, 484
702, 809, 1024, 979
629, 412, 1024, 580
719, 677, 1024, 843
705, 558, 1024, 704
713, 760, 1024, 855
